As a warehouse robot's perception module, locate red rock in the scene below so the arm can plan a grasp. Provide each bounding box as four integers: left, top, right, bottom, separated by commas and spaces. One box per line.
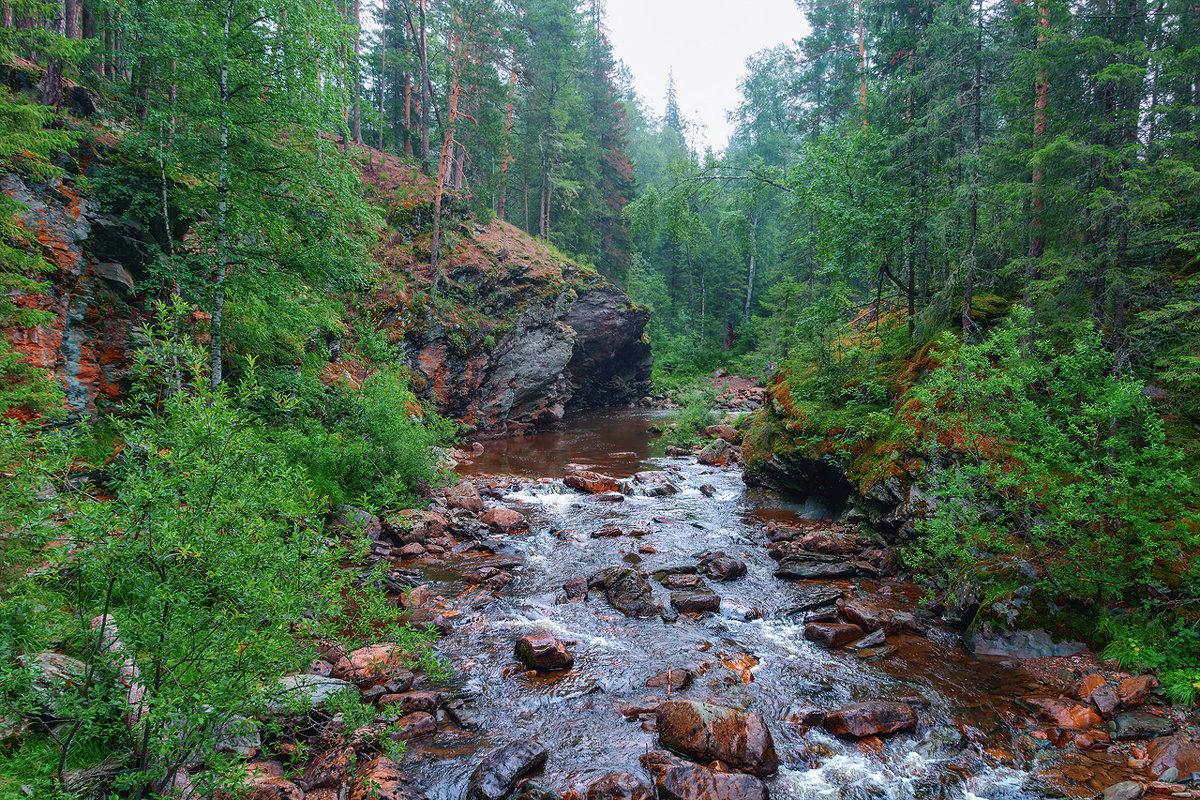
655, 699, 778, 777
639, 751, 767, 800
446, 483, 484, 513
804, 623, 864, 648
1117, 675, 1158, 709
378, 690, 439, 714
482, 507, 528, 533
1148, 736, 1200, 778
391, 712, 437, 741
591, 525, 624, 538
348, 757, 415, 800
838, 600, 897, 633
799, 531, 858, 555
587, 773, 654, 800
299, 745, 353, 791
1063, 673, 1107, 701
823, 702, 918, 739
331, 644, 410, 688
246, 777, 304, 800
305, 790, 339, 800
395, 542, 426, 559
565, 470, 622, 494
646, 668, 693, 690
400, 584, 432, 609
1074, 731, 1113, 751
1092, 685, 1120, 717
515, 632, 574, 671
1019, 697, 1103, 730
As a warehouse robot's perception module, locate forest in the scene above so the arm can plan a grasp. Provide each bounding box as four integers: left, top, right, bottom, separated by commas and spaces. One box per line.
1, 0, 1199, 795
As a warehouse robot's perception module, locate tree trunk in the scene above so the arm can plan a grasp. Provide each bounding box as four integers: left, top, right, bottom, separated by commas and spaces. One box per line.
418, 0, 430, 165
351, 0, 362, 143
962, 0, 983, 341
430, 18, 473, 291
1025, 1, 1049, 329
744, 212, 757, 319
378, 1, 386, 152
41, 0, 66, 107
210, 0, 232, 389
403, 72, 412, 155
497, 64, 517, 219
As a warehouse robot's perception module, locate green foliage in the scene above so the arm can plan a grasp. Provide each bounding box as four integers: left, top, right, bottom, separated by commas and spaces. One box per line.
1098, 613, 1200, 705
908, 313, 1200, 607
275, 367, 457, 508
665, 386, 717, 447
0, 316, 439, 793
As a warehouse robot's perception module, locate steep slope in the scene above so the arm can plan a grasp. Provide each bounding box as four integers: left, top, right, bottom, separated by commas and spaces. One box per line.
3, 142, 652, 431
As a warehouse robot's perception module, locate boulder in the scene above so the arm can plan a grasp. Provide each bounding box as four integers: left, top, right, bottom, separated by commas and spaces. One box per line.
671, 591, 721, 615
264, 674, 357, 715
1111, 711, 1177, 740
378, 691, 439, 715
348, 757, 417, 800
661, 574, 704, 590
246, 778, 305, 800
299, 745, 353, 791
646, 668, 693, 691
565, 470, 622, 494
798, 530, 858, 555
638, 751, 767, 800
633, 471, 679, 497
1100, 782, 1145, 800
391, 712, 437, 741
838, 600, 898, 633
562, 577, 588, 601
588, 567, 658, 618
774, 556, 856, 580
446, 483, 485, 513
962, 626, 1085, 660
1063, 673, 1107, 702
701, 555, 747, 582
482, 507, 529, 533
1148, 736, 1200, 779
466, 567, 515, 591
467, 741, 549, 800
804, 623, 864, 648
398, 608, 454, 637
514, 632, 575, 672
586, 773, 653, 800
1117, 675, 1159, 709
697, 439, 733, 467
823, 702, 918, 739
1018, 697, 1103, 730
329, 506, 382, 541
655, 699, 778, 777
331, 645, 411, 688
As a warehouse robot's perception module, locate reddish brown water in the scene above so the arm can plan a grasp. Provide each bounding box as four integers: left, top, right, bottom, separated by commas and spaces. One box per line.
400, 409, 1132, 800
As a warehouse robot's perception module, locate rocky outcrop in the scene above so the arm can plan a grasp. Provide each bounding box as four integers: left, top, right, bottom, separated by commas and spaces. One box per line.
2, 171, 151, 420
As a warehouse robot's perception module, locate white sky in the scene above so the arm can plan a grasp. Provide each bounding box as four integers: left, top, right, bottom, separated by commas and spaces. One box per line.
605, 0, 811, 150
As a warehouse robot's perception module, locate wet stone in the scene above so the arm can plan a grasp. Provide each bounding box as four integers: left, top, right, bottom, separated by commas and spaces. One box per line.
701, 554, 747, 582
671, 591, 721, 615
804, 622, 864, 648
823, 702, 918, 739
780, 585, 845, 614
589, 567, 658, 618
639, 750, 768, 800
592, 525, 624, 538
1149, 737, 1200, 779
1101, 781, 1145, 800
656, 699, 779, 777
661, 573, 704, 590
391, 712, 437, 741
1112, 711, 1178, 740
466, 741, 549, 800
586, 773, 654, 800
774, 556, 857, 580
647, 668, 693, 691
562, 577, 588, 601
514, 632, 575, 672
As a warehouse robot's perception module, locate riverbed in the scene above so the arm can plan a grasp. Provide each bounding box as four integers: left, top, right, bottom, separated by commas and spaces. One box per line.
397, 408, 1132, 800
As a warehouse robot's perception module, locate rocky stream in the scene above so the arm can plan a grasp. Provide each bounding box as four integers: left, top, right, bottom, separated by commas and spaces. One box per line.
274, 407, 1197, 800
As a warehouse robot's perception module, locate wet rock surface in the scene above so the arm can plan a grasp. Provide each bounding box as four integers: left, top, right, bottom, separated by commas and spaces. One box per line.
467, 741, 549, 800
655, 700, 779, 776
638, 751, 768, 800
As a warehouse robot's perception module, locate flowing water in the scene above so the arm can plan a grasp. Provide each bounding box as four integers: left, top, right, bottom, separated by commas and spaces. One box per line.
401, 409, 1127, 800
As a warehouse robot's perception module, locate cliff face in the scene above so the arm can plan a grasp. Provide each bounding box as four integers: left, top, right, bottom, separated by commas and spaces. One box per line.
3, 145, 651, 431
2, 170, 148, 420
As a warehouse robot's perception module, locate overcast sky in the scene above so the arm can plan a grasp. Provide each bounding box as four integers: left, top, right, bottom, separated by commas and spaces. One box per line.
605, 0, 810, 150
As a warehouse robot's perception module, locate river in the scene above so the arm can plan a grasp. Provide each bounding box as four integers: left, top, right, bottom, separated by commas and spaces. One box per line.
397, 408, 1130, 800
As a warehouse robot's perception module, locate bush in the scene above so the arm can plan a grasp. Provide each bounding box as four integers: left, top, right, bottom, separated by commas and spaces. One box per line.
666, 386, 717, 446
276, 367, 457, 508
908, 313, 1200, 610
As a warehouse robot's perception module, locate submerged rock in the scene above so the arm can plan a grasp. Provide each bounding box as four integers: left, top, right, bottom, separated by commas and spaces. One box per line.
655, 699, 778, 777
467, 741, 549, 800
514, 632, 575, 672
646, 668, 693, 691
804, 623, 863, 648
638, 750, 768, 800
671, 591, 721, 615
588, 567, 658, 617
823, 702, 918, 739
700, 554, 747, 582
586, 773, 653, 800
